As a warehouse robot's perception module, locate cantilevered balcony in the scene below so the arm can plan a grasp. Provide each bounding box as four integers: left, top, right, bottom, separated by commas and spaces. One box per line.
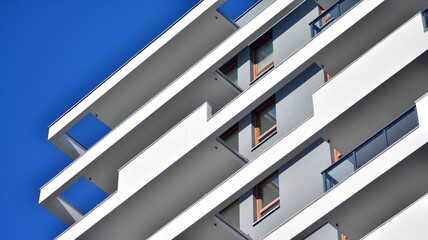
322, 107, 419, 191
148, 9, 428, 239
309, 0, 360, 37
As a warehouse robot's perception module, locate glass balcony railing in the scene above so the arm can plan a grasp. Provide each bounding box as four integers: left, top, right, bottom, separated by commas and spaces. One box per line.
423, 9, 428, 31
322, 107, 419, 192
309, 0, 360, 37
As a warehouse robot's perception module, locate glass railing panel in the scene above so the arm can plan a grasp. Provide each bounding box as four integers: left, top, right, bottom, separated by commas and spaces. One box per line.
325, 153, 355, 189
386, 108, 418, 145
355, 131, 387, 168
309, 0, 360, 37
322, 107, 418, 191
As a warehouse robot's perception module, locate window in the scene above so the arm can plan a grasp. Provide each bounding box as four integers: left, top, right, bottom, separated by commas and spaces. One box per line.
220, 58, 238, 85
253, 33, 273, 78
220, 124, 239, 152
423, 9, 428, 31
254, 98, 277, 145
256, 172, 280, 220
219, 199, 240, 228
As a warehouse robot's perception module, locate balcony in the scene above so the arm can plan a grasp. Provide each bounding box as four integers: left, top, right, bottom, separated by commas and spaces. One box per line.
309, 0, 360, 37
322, 106, 419, 191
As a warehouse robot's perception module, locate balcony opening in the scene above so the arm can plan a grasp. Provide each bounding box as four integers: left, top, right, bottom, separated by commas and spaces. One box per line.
67, 113, 111, 150
61, 177, 109, 214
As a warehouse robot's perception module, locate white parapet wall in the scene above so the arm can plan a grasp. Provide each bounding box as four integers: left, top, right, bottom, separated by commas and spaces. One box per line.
313, 12, 428, 121
361, 192, 428, 240
117, 102, 212, 194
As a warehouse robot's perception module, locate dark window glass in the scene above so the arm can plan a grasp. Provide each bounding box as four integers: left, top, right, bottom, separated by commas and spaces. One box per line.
254, 99, 276, 144
220, 59, 238, 85
219, 199, 240, 228
253, 34, 273, 77
256, 172, 280, 219
220, 125, 239, 152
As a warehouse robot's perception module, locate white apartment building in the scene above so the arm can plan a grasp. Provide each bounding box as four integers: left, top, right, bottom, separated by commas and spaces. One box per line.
39, 0, 428, 239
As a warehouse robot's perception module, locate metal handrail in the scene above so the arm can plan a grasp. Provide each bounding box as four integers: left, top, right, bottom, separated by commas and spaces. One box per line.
308, 0, 365, 37
309, 0, 346, 37
321, 106, 418, 191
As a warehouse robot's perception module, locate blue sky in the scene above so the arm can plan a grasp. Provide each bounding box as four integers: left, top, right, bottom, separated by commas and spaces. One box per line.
0, 0, 256, 239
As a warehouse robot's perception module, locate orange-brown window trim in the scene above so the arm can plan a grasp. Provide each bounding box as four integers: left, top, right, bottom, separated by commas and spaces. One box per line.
333, 148, 342, 162
256, 172, 280, 220
253, 34, 273, 78
254, 98, 277, 145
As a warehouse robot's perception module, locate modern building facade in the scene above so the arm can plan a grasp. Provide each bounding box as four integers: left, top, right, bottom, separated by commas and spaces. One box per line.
39, 0, 428, 239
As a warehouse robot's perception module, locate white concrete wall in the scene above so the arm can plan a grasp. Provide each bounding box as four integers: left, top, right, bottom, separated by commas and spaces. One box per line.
117, 102, 212, 193
362, 193, 428, 240
148, 7, 427, 239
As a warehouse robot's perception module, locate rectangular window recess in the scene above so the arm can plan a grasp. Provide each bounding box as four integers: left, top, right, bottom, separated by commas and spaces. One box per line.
252, 33, 274, 79
253, 97, 277, 146
423, 9, 428, 31
218, 0, 260, 21
60, 177, 109, 214
255, 172, 280, 221
66, 113, 111, 150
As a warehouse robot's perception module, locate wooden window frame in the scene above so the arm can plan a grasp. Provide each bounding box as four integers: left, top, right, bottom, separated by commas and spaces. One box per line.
256, 172, 280, 220
253, 34, 274, 78
254, 98, 277, 145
